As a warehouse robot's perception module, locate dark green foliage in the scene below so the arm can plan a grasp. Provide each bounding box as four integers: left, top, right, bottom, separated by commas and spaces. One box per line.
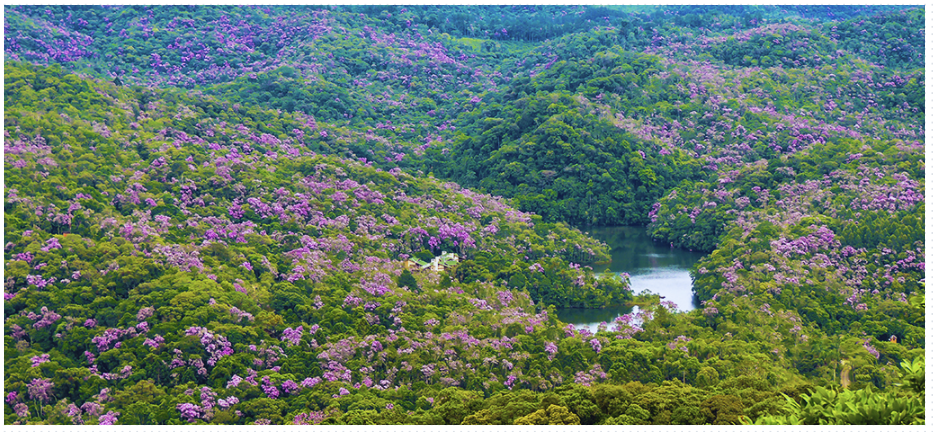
396, 270, 418, 292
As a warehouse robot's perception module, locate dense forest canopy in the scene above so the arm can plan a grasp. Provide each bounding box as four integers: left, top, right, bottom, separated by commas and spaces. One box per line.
3, 5, 925, 426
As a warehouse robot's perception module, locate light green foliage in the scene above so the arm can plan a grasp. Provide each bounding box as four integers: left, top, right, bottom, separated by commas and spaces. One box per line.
514, 404, 581, 425
749, 358, 924, 425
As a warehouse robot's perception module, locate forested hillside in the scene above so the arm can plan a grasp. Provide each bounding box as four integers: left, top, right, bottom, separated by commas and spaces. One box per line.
3, 5, 925, 426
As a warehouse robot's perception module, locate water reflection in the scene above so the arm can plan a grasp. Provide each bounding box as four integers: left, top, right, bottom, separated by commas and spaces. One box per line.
556, 226, 706, 333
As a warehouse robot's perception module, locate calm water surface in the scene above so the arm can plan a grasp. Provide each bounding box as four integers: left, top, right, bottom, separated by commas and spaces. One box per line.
555, 226, 706, 333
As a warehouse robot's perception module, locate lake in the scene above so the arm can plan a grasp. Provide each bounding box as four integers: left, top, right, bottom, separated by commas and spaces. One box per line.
555, 226, 706, 333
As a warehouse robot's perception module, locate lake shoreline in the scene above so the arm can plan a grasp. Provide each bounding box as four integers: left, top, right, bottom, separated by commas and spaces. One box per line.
556, 226, 704, 331
555, 295, 660, 311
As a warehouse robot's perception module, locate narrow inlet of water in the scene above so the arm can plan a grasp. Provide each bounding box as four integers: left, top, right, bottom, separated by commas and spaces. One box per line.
555, 226, 706, 333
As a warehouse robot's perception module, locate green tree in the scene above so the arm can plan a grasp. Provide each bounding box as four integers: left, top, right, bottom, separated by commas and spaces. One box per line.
514, 404, 581, 425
